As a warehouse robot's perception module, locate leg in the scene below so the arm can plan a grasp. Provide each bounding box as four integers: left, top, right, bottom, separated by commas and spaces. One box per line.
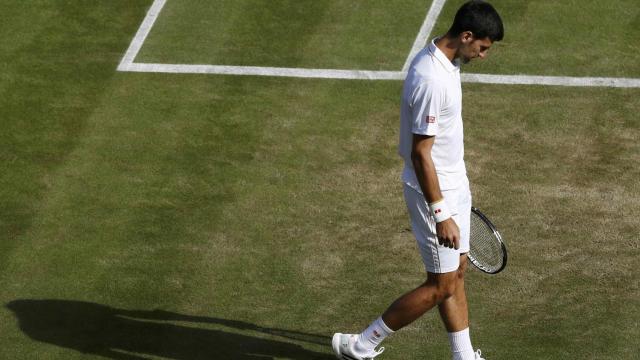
438, 254, 469, 332
333, 184, 467, 359
382, 270, 459, 331
341, 270, 458, 359
439, 254, 479, 360
381, 184, 464, 331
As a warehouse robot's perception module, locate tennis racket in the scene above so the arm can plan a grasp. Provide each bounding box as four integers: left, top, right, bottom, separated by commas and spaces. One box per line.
468, 207, 507, 274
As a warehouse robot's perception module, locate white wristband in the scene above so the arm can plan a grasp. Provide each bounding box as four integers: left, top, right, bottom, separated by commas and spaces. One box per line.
429, 199, 451, 223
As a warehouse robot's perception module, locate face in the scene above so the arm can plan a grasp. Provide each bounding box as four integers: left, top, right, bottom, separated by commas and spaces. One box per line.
457, 32, 493, 64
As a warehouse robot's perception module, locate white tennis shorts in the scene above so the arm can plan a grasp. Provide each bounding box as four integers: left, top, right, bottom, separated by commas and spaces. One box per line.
403, 177, 471, 274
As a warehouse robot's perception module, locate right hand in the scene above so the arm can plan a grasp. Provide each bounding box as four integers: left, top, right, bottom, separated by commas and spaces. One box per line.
436, 218, 460, 249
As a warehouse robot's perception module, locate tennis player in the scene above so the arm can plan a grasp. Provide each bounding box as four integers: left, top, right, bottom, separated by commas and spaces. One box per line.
332, 1, 503, 359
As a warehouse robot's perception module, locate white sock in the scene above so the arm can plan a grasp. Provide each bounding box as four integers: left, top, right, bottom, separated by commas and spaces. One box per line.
354, 317, 394, 354
448, 328, 475, 360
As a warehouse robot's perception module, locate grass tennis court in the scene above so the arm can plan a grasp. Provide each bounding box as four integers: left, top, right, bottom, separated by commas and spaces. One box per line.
1, 0, 638, 359
136, 0, 429, 70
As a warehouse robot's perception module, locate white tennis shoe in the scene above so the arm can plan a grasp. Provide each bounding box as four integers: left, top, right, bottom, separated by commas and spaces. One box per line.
331, 333, 385, 360
474, 349, 486, 359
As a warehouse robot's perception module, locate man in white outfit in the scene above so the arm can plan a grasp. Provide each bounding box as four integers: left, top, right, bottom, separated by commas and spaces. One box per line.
333, 1, 504, 359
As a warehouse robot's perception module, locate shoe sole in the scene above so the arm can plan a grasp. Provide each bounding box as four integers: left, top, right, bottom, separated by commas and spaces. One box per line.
332, 333, 361, 360
331, 333, 342, 359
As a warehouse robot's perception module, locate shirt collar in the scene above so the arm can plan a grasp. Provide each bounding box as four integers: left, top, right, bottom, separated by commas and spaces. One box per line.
428, 37, 460, 73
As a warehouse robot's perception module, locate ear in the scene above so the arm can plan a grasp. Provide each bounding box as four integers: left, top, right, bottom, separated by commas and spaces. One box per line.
460, 31, 474, 44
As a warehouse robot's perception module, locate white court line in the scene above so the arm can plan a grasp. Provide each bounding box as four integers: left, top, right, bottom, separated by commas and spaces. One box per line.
402, 0, 447, 72
117, 0, 640, 88
123, 62, 404, 80
116, 0, 409, 79
122, 63, 640, 87
117, 0, 167, 71
462, 73, 640, 88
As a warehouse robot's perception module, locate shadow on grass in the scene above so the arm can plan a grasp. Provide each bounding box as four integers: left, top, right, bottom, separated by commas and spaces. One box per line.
7, 299, 333, 360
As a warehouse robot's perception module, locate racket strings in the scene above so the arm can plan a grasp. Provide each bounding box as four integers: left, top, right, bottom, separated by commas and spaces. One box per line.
470, 213, 504, 273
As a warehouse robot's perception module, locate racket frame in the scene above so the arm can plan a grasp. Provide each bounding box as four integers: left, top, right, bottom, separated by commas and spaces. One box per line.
468, 207, 508, 274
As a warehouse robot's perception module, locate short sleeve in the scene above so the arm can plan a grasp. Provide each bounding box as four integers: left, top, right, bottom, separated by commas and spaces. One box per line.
410, 81, 444, 136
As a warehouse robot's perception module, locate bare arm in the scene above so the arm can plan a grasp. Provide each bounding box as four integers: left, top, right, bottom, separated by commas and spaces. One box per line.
411, 134, 460, 249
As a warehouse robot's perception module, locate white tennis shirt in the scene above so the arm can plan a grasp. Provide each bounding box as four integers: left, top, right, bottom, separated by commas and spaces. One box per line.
399, 38, 467, 192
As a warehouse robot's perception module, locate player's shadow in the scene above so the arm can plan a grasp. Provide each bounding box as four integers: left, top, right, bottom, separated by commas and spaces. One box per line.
7, 299, 333, 360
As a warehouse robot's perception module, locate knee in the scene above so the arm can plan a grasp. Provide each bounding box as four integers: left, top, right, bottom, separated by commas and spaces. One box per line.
426, 273, 459, 303
439, 277, 458, 300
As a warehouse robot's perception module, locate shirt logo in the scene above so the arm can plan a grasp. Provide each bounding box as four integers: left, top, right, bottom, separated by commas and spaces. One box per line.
427, 116, 436, 124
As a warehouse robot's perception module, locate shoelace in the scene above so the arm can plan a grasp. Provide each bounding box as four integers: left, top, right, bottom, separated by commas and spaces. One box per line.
475, 349, 485, 360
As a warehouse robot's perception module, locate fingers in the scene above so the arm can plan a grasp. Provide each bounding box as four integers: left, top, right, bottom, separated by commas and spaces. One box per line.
436, 219, 460, 249
437, 232, 460, 249
437, 235, 458, 248
447, 237, 460, 249
440, 238, 454, 248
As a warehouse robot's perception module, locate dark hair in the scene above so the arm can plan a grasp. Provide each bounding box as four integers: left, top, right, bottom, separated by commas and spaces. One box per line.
447, 0, 504, 42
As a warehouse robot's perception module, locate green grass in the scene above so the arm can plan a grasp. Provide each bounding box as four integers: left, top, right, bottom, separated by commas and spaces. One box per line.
1, 1, 639, 359
434, 0, 640, 77
136, 0, 428, 69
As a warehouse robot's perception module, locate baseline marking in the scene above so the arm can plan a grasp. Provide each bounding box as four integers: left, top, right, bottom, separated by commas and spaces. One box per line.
123, 63, 404, 80
117, 0, 640, 88
121, 63, 640, 88
462, 73, 640, 88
